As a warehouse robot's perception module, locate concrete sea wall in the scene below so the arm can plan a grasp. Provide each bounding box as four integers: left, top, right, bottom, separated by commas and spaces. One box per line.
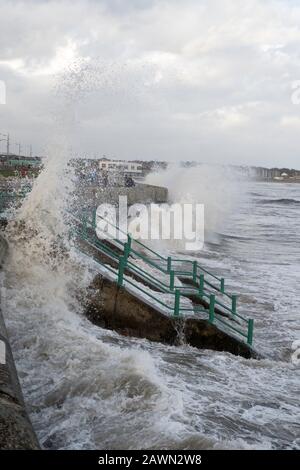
0, 235, 39, 449
75, 182, 168, 207
86, 275, 259, 359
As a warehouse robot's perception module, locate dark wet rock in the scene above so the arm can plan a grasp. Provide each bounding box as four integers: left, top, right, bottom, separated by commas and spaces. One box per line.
86, 275, 178, 345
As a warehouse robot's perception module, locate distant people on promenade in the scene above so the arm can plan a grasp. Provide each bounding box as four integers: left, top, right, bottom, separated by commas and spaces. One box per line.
102, 170, 108, 187
75, 167, 137, 189
124, 174, 135, 187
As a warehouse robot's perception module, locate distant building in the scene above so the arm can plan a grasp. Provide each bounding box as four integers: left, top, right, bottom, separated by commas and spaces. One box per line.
98, 159, 143, 176
250, 166, 300, 181
0, 154, 42, 169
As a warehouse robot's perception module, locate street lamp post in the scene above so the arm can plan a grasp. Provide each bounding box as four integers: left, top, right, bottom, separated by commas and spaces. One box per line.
0, 133, 9, 155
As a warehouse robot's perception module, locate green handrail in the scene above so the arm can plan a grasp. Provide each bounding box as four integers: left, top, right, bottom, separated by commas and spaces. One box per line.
85, 210, 233, 297
82, 210, 248, 318
80, 212, 241, 317
72, 210, 255, 346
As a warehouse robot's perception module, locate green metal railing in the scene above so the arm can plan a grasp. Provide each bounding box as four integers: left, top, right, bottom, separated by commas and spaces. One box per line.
82, 210, 238, 302
85, 210, 234, 297
72, 209, 254, 346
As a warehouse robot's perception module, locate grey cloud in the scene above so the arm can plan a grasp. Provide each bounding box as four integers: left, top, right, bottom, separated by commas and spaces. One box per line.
0, 0, 300, 166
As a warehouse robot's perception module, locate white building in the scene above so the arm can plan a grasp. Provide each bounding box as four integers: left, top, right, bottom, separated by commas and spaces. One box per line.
99, 159, 143, 175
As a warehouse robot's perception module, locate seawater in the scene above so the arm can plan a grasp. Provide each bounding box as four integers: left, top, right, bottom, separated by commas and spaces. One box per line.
1, 172, 299, 450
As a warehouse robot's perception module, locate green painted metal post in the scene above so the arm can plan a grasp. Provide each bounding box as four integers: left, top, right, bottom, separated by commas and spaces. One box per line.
199, 274, 204, 297
117, 256, 126, 287
167, 256, 172, 273
92, 207, 97, 230
209, 294, 215, 323
247, 319, 254, 346
221, 278, 225, 294
232, 295, 237, 315
170, 270, 175, 291
123, 242, 129, 261
192, 261, 197, 283
127, 234, 132, 251
124, 235, 132, 261
174, 289, 180, 317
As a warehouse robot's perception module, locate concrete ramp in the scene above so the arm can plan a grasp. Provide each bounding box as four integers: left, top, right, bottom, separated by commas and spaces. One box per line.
86, 275, 260, 359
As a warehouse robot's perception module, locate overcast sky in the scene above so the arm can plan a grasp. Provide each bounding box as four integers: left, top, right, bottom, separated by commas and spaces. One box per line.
0, 0, 300, 167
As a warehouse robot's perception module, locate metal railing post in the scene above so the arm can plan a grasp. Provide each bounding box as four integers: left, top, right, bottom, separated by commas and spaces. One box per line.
247, 319, 254, 346
117, 256, 126, 287
199, 274, 204, 297
174, 289, 180, 317
220, 278, 225, 294
192, 261, 197, 283
167, 256, 172, 273
232, 295, 237, 315
170, 270, 175, 291
209, 294, 215, 323
127, 234, 132, 250
124, 235, 132, 261
92, 207, 97, 230
123, 242, 129, 261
